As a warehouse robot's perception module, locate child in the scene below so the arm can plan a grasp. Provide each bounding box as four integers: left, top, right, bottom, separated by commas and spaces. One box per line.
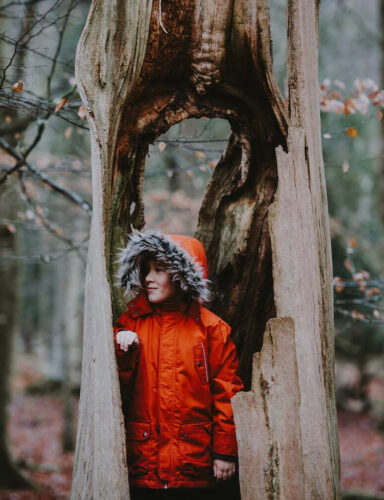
114, 229, 244, 499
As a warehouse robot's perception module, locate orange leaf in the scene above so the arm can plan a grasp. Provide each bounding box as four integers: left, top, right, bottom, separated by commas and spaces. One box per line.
333, 277, 344, 293
158, 141, 166, 152
377, 110, 383, 121
359, 281, 366, 291
351, 310, 365, 320
342, 161, 350, 173
5, 115, 12, 123
208, 159, 219, 169
64, 127, 72, 139
12, 80, 23, 92
368, 90, 379, 99
344, 259, 352, 272
194, 151, 205, 159
3, 222, 16, 234
78, 105, 86, 120
55, 97, 68, 112
346, 127, 358, 138
348, 237, 357, 248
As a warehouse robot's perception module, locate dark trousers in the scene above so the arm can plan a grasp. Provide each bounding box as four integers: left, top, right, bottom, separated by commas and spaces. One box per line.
130, 474, 241, 500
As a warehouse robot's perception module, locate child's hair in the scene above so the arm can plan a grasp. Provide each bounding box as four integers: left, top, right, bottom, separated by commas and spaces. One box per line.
139, 251, 192, 302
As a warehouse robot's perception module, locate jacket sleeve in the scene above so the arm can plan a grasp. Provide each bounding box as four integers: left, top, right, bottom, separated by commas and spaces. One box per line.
113, 310, 141, 392
208, 320, 244, 457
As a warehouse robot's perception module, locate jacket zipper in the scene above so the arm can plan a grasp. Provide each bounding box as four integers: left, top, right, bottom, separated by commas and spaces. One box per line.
200, 340, 209, 383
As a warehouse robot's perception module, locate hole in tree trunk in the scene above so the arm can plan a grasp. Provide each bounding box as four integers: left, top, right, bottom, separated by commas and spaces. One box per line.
144, 118, 231, 233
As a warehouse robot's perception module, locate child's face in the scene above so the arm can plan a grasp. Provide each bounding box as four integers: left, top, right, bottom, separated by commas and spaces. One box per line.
144, 260, 184, 304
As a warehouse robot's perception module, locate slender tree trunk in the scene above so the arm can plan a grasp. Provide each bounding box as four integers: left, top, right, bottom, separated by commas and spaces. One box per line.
72, 1, 340, 498
0, 194, 32, 489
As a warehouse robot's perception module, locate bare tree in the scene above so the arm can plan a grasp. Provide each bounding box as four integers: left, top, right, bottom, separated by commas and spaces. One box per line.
72, 0, 340, 498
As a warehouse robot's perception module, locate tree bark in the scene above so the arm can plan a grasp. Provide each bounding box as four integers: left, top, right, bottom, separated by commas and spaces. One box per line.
72, 1, 340, 498
0, 193, 32, 489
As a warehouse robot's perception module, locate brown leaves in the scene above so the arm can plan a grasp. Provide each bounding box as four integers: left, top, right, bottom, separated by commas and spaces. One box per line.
346, 127, 358, 138
351, 310, 365, 321
12, 80, 23, 92
194, 151, 205, 159
64, 127, 72, 139
333, 277, 344, 293
2, 222, 16, 234
78, 105, 86, 120
342, 161, 350, 173
55, 97, 68, 112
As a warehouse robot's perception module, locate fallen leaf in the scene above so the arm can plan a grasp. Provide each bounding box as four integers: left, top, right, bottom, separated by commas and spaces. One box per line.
158, 141, 166, 152
323, 132, 332, 139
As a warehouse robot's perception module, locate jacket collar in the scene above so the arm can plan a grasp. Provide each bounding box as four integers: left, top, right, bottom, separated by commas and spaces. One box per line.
126, 290, 201, 322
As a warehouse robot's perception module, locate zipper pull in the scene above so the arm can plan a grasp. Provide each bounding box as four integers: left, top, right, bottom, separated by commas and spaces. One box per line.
164, 481, 168, 489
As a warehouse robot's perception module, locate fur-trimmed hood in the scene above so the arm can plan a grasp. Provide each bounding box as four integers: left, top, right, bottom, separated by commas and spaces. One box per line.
116, 229, 211, 304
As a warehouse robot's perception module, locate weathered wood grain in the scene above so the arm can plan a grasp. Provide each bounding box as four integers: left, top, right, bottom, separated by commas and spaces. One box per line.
72, 0, 340, 498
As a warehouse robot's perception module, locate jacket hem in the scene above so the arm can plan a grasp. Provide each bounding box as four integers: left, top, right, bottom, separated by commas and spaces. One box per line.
129, 478, 216, 489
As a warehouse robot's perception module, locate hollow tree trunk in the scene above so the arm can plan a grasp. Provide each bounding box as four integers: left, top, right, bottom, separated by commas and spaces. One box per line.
72, 1, 340, 498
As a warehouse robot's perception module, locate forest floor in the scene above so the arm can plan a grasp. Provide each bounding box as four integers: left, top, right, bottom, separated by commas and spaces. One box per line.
0, 356, 384, 499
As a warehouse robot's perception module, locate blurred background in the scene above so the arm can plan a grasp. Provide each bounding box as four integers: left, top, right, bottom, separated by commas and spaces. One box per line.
0, 0, 383, 498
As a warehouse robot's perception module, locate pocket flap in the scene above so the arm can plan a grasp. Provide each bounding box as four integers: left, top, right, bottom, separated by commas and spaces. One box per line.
179, 422, 212, 440
125, 421, 150, 441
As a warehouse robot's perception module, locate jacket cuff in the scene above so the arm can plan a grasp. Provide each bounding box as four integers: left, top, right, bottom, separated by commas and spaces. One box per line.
212, 428, 238, 456
211, 452, 237, 463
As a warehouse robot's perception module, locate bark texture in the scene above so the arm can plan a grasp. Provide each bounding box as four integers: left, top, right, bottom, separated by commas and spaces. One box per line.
233, 317, 303, 499
73, 0, 340, 498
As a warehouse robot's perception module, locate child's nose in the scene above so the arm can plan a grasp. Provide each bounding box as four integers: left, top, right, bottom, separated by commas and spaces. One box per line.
145, 270, 154, 283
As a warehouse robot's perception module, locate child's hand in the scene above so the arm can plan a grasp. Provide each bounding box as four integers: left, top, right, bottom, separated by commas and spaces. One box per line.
213, 458, 235, 481
116, 330, 140, 352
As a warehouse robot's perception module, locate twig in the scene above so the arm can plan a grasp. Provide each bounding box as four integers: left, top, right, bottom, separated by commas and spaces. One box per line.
0, 137, 92, 213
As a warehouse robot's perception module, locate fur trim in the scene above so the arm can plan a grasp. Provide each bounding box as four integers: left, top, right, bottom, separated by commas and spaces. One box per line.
116, 229, 211, 304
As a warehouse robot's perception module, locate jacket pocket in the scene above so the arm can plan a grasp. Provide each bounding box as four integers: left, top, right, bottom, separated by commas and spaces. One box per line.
193, 342, 209, 385
178, 421, 212, 477
125, 421, 151, 476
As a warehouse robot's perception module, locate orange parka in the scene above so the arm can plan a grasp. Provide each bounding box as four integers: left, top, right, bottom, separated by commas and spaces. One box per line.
114, 231, 244, 490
